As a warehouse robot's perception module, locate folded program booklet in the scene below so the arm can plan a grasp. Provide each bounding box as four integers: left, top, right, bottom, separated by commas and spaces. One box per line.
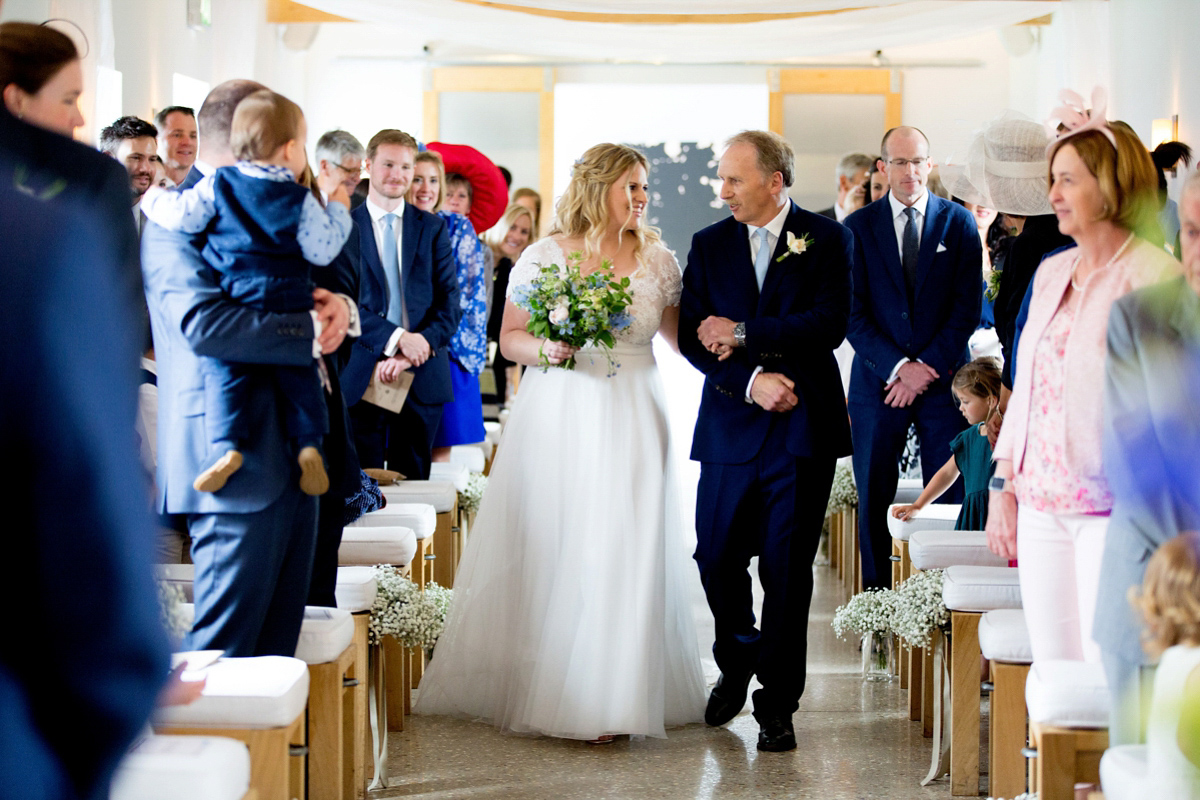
361, 370, 413, 414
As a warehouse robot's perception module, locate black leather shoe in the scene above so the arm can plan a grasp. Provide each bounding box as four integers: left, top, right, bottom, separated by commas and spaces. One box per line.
756, 717, 796, 752
705, 671, 752, 727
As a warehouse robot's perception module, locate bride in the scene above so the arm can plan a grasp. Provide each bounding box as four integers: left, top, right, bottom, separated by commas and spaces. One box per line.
414, 143, 707, 741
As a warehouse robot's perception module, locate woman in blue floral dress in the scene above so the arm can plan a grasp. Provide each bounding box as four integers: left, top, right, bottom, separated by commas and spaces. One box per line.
408, 150, 489, 455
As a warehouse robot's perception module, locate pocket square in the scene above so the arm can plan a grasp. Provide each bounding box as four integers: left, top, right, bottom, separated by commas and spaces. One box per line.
936, 242, 947, 253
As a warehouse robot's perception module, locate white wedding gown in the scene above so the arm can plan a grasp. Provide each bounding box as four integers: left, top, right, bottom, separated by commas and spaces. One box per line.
414, 237, 707, 739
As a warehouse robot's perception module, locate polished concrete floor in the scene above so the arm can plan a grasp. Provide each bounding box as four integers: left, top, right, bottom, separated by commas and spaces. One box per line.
376, 553, 973, 799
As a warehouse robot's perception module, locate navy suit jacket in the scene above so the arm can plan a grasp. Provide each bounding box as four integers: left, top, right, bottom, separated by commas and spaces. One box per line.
1096, 276, 1200, 663
680, 200, 854, 464
344, 202, 460, 406
844, 193, 982, 398
1, 109, 168, 800
142, 166, 317, 515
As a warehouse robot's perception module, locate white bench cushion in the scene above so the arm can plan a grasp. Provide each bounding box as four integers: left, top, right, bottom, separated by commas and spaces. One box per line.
942, 565, 1022, 612
887, 503, 959, 542
110, 735, 250, 800
909, 530, 1009, 570
334, 566, 377, 612
294, 606, 354, 665
353, 503, 436, 539
338, 525, 416, 567
484, 420, 502, 445
1026, 659, 1109, 728
155, 656, 310, 729
448, 445, 486, 473
381, 481, 457, 513
893, 478, 925, 505
978, 609, 1033, 664
156, 563, 196, 602
429, 461, 470, 491
1100, 744, 1147, 800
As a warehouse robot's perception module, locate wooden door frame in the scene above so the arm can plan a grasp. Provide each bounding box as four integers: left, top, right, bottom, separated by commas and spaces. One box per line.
423, 66, 555, 228
768, 68, 903, 140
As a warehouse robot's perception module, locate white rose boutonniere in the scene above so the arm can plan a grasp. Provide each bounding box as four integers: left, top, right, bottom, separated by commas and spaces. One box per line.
776, 231, 815, 263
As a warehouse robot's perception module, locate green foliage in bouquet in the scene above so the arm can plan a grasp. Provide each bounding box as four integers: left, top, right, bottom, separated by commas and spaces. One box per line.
511, 251, 634, 373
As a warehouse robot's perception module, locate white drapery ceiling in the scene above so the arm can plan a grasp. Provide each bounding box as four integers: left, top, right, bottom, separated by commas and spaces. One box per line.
301, 0, 1060, 63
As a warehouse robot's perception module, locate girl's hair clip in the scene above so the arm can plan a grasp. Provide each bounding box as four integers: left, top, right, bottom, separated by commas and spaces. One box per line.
1045, 86, 1118, 156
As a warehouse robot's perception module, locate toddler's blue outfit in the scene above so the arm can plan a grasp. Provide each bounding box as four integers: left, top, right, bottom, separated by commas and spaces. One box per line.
143, 163, 352, 461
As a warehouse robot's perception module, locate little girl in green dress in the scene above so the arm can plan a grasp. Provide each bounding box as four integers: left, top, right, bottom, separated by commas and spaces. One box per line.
892, 357, 1002, 530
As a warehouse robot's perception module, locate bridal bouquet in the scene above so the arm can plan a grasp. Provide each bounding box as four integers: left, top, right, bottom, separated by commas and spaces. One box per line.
511, 251, 633, 374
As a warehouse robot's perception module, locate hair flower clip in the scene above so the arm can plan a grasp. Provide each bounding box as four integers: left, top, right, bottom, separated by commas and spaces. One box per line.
1045, 86, 1117, 156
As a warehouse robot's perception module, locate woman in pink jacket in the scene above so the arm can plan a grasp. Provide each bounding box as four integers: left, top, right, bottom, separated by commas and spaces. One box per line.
986, 91, 1179, 663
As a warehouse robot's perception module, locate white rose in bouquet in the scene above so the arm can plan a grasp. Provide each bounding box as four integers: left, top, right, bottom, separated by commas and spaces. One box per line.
549, 299, 571, 326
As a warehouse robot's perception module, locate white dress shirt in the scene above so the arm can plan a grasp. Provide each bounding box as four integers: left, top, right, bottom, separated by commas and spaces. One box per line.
886, 189, 930, 383
742, 201, 791, 402
365, 197, 409, 356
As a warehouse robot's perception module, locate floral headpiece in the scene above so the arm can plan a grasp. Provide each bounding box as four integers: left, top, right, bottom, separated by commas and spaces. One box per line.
1045, 87, 1118, 157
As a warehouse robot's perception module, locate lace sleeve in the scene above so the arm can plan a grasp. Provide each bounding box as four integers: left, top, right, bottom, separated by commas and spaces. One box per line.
651, 243, 683, 306
505, 238, 558, 302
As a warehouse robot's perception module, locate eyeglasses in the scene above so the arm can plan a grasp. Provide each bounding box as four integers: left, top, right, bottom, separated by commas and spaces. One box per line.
886, 158, 928, 169
331, 161, 362, 175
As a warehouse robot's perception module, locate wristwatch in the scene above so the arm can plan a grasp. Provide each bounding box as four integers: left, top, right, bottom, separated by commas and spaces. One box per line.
988, 476, 1012, 493
733, 321, 746, 348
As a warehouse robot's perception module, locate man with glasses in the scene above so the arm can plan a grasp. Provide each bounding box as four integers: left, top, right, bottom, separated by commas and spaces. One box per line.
315, 129, 365, 200
843, 126, 982, 589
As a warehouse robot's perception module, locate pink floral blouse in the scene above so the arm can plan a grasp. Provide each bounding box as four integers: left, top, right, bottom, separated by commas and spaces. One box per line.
1012, 300, 1112, 512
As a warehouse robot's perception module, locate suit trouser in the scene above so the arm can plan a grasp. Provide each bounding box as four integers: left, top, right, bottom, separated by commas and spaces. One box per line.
694, 431, 835, 721
1016, 505, 1108, 664
349, 397, 441, 481
849, 387, 966, 588
184, 481, 318, 657
310, 358, 354, 608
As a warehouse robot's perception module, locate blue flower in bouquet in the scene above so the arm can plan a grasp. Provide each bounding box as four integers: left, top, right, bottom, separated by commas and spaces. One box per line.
513, 251, 634, 374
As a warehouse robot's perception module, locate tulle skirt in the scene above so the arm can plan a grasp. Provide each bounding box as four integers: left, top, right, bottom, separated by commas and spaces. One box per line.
414, 343, 707, 739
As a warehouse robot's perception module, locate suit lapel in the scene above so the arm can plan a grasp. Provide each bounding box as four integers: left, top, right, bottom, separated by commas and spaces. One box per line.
869, 200, 907, 296
758, 200, 799, 309
914, 194, 947, 302
352, 204, 386, 303
722, 219, 760, 317
401, 205, 419, 315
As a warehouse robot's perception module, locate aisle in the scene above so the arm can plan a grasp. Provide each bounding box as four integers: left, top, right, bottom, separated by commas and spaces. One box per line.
380, 557, 951, 799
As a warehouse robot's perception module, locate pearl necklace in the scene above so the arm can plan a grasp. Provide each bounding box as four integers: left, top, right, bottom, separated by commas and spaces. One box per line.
1070, 232, 1135, 292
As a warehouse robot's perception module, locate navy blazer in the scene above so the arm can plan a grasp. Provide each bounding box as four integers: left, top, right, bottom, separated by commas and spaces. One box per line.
343, 202, 460, 406
680, 200, 854, 464
844, 193, 982, 397
1, 108, 168, 800
1096, 276, 1200, 663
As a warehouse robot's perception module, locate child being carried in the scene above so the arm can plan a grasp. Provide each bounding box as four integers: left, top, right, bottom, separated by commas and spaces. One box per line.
143, 89, 352, 496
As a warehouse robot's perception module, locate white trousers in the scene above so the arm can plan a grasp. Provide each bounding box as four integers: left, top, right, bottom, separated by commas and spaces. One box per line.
1016, 505, 1109, 664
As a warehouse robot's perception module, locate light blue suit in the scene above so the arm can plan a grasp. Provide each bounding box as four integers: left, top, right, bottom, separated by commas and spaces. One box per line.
141, 165, 319, 657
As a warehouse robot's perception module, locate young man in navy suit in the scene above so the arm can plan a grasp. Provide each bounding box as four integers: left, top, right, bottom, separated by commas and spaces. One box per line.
681, 130, 854, 752
344, 130, 460, 480
843, 126, 982, 589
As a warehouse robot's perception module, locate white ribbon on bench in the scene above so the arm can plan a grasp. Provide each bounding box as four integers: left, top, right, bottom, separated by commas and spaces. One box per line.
921, 630, 952, 786
367, 644, 389, 789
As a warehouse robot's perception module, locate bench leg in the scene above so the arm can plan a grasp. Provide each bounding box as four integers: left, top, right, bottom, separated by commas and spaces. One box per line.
922, 644, 936, 737
950, 611, 981, 796
909, 645, 924, 721
348, 615, 369, 799
308, 658, 345, 800
432, 509, 456, 588
384, 635, 407, 731
989, 661, 1029, 800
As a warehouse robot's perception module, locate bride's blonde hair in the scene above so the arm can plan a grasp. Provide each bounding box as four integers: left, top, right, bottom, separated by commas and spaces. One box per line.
550, 143, 661, 265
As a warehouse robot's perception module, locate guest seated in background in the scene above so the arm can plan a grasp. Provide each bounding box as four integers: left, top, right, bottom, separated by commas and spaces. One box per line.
1096, 168, 1200, 745
891, 357, 1001, 530
407, 149, 489, 459
986, 90, 1180, 666
142, 89, 353, 497
482, 202, 536, 406
817, 152, 874, 222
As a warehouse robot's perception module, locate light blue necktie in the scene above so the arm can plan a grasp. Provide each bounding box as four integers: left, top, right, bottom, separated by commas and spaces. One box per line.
381, 213, 407, 328
754, 227, 772, 290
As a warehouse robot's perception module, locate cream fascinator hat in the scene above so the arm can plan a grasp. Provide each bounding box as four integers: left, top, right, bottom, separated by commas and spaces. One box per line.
940, 111, 1054, 217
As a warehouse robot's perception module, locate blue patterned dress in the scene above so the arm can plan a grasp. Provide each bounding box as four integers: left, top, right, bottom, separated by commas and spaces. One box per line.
433, 210, 489, 447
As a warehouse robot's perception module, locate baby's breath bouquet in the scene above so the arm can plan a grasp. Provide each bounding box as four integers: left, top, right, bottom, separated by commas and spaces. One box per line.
891, 569, 949, 649
825, 462, 858, 518
832, 588, 899, 640
369, 567, 454, 650
157, 580, 191, 644
458, 472, 487, 516
511, 251, 633, 374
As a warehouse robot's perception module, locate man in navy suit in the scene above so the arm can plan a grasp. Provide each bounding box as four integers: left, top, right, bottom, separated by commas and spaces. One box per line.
142, 79, 353, 657
1, 103, 168, 800
681, 130, 853, 752
844, 126, 982, 589
345, 129, 460, 480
